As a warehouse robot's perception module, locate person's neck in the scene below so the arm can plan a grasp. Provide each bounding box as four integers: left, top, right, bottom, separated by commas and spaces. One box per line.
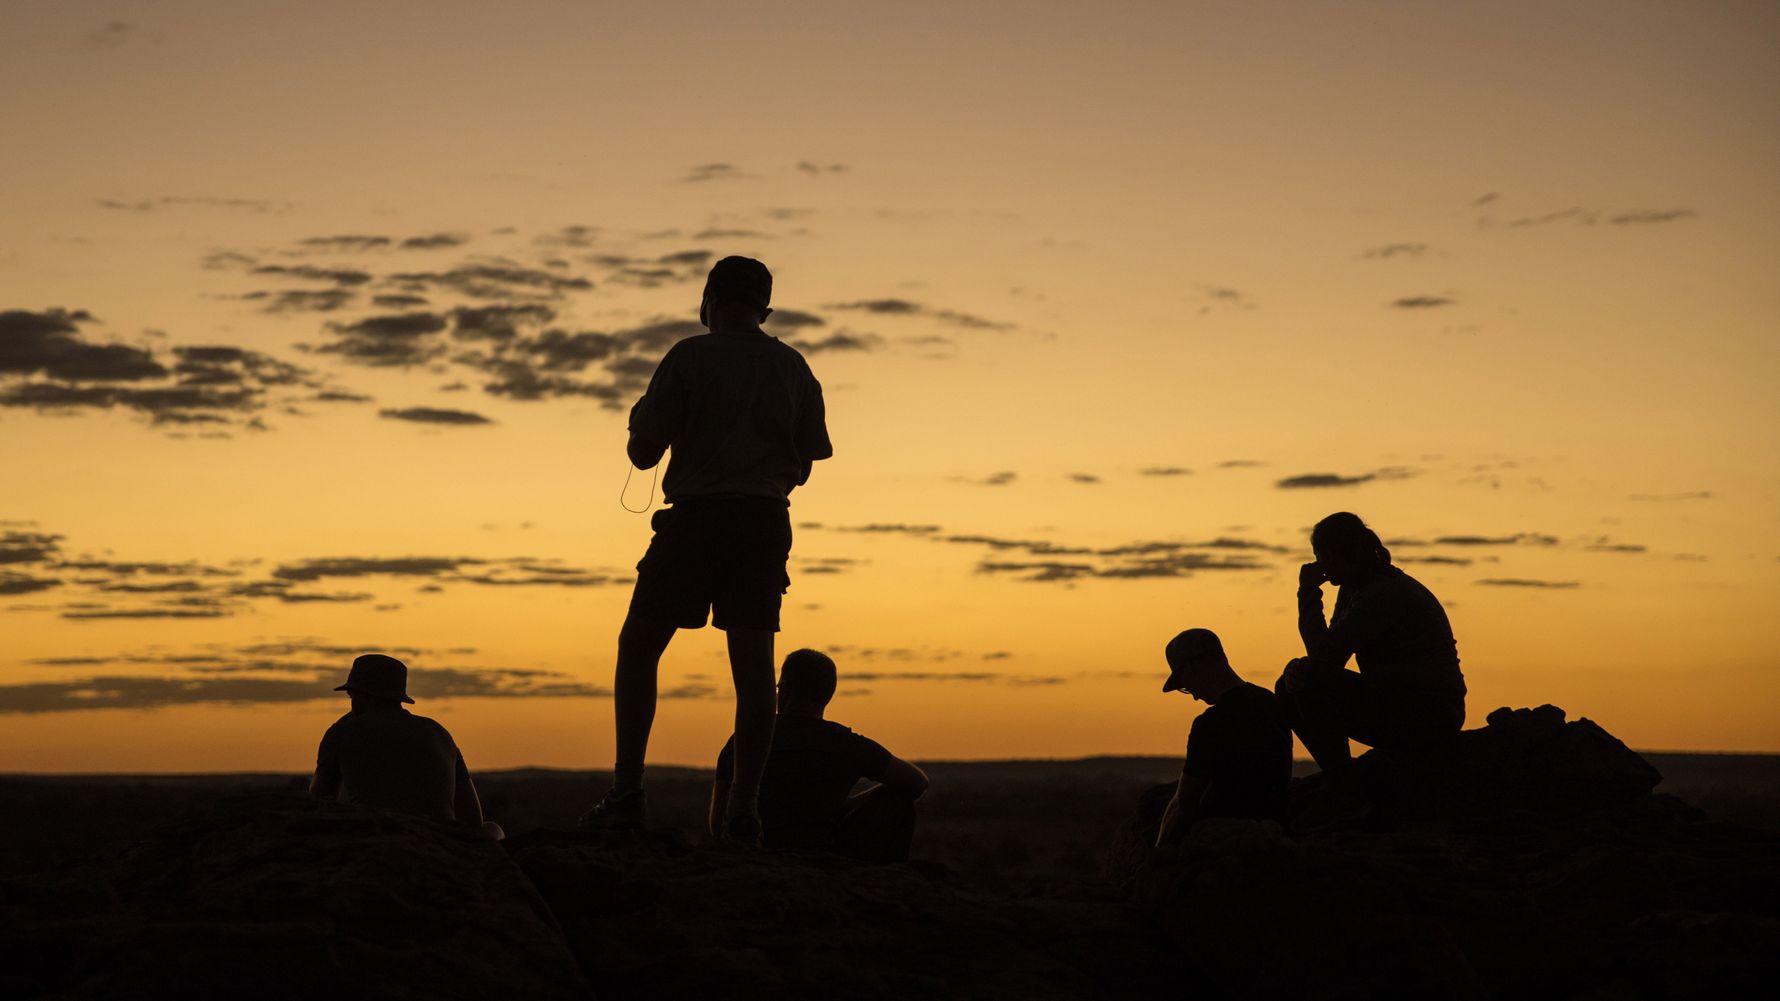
778, 703, 825, 720
1201, 676, 1245, 704
710, 321, 764, 336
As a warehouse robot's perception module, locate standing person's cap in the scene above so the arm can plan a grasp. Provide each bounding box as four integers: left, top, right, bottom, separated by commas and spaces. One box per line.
334, 653, 415, 704
703, 256, 772, 309
1161, 628, 1225, 692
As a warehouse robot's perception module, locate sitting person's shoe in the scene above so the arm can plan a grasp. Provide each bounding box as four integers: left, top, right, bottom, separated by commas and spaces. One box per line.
719, 812, 763, 850
577, 788, 646, 830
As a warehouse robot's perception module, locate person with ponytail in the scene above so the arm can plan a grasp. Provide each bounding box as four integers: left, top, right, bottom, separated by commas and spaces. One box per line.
1276, 512, 1465, 803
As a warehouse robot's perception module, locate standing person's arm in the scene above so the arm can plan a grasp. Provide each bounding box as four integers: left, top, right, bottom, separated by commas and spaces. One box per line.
792, 363, 833, 486
628, 343, 689, 469
878, 756, 929, 799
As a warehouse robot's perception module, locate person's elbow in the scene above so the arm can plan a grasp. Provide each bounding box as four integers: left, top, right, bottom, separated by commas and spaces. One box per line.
882, 758, 929, 799
627, 433, 667, 469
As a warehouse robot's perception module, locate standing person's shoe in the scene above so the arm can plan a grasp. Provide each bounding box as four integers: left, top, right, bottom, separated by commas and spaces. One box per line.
578, 788, 647, 830
719, 812, 763, 850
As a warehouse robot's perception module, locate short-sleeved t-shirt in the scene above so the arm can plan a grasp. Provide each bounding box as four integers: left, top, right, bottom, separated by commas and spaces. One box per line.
1182, 682, 1293, 823
315, 708, 462, 821
1309, 565, 1465, 703
628, 331, 832, 504
715, 714, 893, 850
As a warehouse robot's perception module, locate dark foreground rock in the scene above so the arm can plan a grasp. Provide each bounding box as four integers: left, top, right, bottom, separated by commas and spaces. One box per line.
0, 794, 590, 1000
3, 706, 1776, 1000
1110, 706, 1780, 999
507, 828, 1166, 1000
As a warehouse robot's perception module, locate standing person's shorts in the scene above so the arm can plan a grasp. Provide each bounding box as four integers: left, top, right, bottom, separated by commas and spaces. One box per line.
626, 497, 793, 632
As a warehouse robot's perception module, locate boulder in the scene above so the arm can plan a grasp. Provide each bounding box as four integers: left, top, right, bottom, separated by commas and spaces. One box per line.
0, 794, 590, 1001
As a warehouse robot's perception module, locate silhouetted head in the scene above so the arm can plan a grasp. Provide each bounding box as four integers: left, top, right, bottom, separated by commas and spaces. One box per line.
1162, 629, 1241, 703
1310, 511, 1392, 586
777, 648, 837, 715
700, 255, 774, 331
333, 653, 414, 707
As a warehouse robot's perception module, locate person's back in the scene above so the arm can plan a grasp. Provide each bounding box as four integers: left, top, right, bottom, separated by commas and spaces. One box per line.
643, 331, 826, 504
1187, 681, 1293, 822
318, 707, 460, 821
716, 714, 893, 850
1332, 564, 1464, 704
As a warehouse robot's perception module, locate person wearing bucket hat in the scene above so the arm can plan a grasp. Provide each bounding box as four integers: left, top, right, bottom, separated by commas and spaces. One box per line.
311, 653, 504, 840
1154, 629, 1292, 847
581, 255, 833, 849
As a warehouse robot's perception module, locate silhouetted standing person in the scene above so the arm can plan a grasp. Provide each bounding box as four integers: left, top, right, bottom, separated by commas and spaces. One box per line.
1276, 512, 1464, 813
311, 653, 503, 839
1156, 629, 1292, 846
709, 649, 928, 860
582, 256, 833, 847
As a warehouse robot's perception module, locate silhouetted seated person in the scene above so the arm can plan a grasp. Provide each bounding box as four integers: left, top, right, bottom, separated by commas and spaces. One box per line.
310, 653, 504, 840
1155, 629, 1292, 847
708, 649, 928, 861
1276, 512, 1465, 819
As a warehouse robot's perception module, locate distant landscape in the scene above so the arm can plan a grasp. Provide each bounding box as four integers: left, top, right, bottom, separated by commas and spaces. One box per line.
6, 752, 1776, 889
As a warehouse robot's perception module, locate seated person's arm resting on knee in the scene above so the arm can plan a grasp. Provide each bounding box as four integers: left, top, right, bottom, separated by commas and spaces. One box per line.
1155, 774, 1209, 847
878, 755, 929, 799
452, 752, 487, 828
309, 727, 341, 800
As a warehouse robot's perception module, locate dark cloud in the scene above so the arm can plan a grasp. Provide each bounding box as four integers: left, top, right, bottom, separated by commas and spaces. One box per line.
84, 21, 140, 48
384, 264, 592, 300
1362, 243, 1429, 259
54, 559, 240, 578
1583, 541, 1647, 554
786, 332, 881, 354
796, 162, 849, 176
959, 471, 1018, 487
1277, 472, 1373, 489
763, 309, 825, 330
695, 228, 772, 240
1067, 473, 1101, 484
683, 163, 744, 183
1423, 534, 1559, 547
1629, 491, 1712, 502
450, 304, 555, 342
826, 299, 1012, 330
0, 308, 166, 382
0, 531, 62, 565
1476, 578, 1580, 589
298, 235, 392, 251
454, 318, 703, 407
63, 607, 228, 620
1508, 208, 1597, 228
1397, 556, 1473, 566
976, 550, 1268, 582
379, 407, 494, 426
310, 389, 373, 403
401, 233, 470, 250
1138, 467, 1193, 477
250, 264, 372, 286
314, 312, 449, 367
1196, 286, 1255, 313
1609, 210, 1696, 225
1217, 460, 1265, 468
0, 571, 61, 595
238, 289, 354, 313
372, 293, 430, 308
1472, 193, 1499, 206
95, 196, 284, 213
1391, 296, 1454, 309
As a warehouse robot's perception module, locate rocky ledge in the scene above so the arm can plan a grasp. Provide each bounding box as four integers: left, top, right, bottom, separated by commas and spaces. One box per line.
3, 706, 1776, 1000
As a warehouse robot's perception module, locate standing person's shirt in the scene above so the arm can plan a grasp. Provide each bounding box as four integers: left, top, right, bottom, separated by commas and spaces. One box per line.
628, 331, 833, 504
715, 715, 893, 850
1182, 682, 1293, 823
1302, 565, 1465, 704
314, 708, 462, 821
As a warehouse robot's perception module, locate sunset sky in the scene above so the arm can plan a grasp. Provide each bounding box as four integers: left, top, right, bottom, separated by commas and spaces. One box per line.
3, 1, 1777, 772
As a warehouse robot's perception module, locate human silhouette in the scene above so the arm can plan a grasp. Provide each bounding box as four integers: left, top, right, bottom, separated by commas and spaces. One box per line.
310, 653, 504, 839
1155, 629, 1292, 846
581, 256, 833, 848
708, 649, 928, 860
1275, 512, 1465, 821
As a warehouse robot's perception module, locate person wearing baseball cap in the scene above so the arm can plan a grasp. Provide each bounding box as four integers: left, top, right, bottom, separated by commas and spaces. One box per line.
1155, 629, 1292, 847
582, 255, 834, 849
310, 653, 503, 840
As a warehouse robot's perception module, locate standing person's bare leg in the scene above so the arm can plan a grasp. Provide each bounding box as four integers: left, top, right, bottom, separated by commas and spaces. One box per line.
723, 627, 777, 824
613, 616, 678, 792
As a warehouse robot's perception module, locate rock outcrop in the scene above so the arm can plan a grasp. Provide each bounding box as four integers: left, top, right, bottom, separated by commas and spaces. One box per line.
3, 706, 1776, 1000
